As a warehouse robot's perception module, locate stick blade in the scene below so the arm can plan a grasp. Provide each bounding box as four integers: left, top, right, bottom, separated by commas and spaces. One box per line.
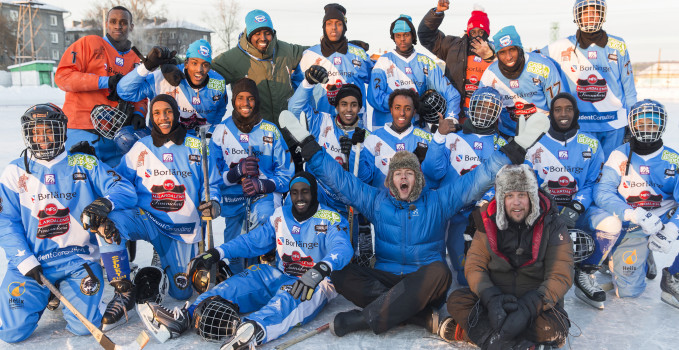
114, 330, 150, 350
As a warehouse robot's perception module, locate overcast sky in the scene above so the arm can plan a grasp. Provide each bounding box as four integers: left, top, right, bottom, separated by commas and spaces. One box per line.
53, 0, 678, 62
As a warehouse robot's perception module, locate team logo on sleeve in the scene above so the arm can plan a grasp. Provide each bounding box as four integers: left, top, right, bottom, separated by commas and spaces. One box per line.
44, 174, 56, 185
281, 251, 314, 277
576, 74, 608, 102
639, 166, 650, 175
115, 57, 124, 66
37, 204, 70, 239
150, 180, 186, 212
80, 276, 101, 296
162, 153, 174, 162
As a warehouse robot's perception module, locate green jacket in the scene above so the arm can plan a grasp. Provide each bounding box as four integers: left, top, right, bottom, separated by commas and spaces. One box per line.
212, 30, 308, 126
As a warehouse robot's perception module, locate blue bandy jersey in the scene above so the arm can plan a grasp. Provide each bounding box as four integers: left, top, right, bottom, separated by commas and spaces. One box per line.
0, 152, 136, 273
118, 64, 228, 126
290, 44, 373, 120
594, 144, 679, 225
358, 124, 436, 189
480, 52, 566, 135
540, 35, 637, 132
368, 51, 461, 128
211, 118, 293, 202
116, 136, 222, 243
216, 204, 353, 276
525, 131, 605, 209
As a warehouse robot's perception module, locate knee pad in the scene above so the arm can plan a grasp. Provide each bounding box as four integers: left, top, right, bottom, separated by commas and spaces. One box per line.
595, 215, 622, 234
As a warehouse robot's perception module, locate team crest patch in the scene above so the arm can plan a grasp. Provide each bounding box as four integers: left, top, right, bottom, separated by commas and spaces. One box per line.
240, 134, 249, 143
80, 276, 100, 296
640, 166, 650, 175
44, 174, 56, 185
558, 150, 568, 159
192, 96, 201, 105
292, 225, 301, 235
333, 57, 342, 65
588, 51, 597, 59
396, 143, 405, 151
405, 67, 413, 74
474, 142, 483, 150
174, 273, 189, 290
163, 153, 173, 162
473, 56, 482, 63
510, 80, 519, 89
115, 57, 124, 66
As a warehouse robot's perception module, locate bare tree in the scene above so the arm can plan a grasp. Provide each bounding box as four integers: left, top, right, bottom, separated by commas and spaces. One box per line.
206, 0, 241, 54
0, 14, 16, 69
83, 0, 165, 31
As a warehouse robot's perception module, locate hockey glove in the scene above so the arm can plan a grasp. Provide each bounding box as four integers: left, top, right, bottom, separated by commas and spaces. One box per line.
226, 156, 260, 184
499, 290, 542, 341
161, 63, 185, 86
24, 265, 44, 286
339, 136, 352, 156
144, 46, 177, 71
513, 113, 549, 150
81, 197, 113, 230
241, 178, 276, 197
649, 222, 679, 254
305, 65, 329, 85
627, 207, 663, 235
107, 73, 124, 101
289, 261, 331, 301
94, 218, 121, 245
198, 200, 221, 220
69, 141, 96, 156
559, 201, 585, 229
480, 286, 518, 331
130, 113, 146, 130
188, 248, 221, 279
351, 128, 367, 144
413, 142, 429, 164
280, 110, 323, 162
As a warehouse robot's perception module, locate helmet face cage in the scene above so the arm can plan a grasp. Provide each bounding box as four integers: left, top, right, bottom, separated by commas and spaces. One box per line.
468, 91, 502, 128
628, 100, 666, 143
91, 104, 129, 139
570, 229, 595, 263
573, 0, 606, 33
196, 297, 241, 342
21, 104, 67, 161
420, 90, 447, 124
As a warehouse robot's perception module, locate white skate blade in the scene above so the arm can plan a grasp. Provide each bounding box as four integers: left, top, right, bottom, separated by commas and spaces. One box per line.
661, 292, 679, 309
102, 313, 132, 331
136, 303, 171, 343
575, 287, 604, 310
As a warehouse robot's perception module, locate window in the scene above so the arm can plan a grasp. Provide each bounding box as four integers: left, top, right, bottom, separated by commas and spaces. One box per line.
170, 32, 176, 39
51, 32, 59, 44
10, 10, 18, 21
50, 15, 58, 26
203, 35, 208, 41
52, 49, 60, 60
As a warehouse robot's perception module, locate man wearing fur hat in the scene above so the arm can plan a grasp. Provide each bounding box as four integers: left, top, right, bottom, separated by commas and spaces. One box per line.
211, 78, 294, 274
418, 1, 495, 118
447, 164, 574, 350
290, 3, 373, 125
367, 14, 461, 129
278, 99, 550, 340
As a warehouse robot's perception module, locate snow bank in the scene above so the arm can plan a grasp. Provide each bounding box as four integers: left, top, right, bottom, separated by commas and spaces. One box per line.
0, 85, 65, 107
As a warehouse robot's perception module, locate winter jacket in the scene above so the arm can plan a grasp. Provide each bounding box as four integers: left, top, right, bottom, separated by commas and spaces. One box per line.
211, 30, 308, 126
418, 8, 495, 113
466, 190, 574, 310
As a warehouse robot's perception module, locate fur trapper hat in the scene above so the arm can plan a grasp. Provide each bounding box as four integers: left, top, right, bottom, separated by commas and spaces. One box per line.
494, 164, 540, 230
385, 151, 425, 202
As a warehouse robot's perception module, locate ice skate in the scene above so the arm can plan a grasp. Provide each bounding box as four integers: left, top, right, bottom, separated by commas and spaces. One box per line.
138, 301, 190, 343
574, 267, 605, 309
101, 279, 136, 330
660, 267, 679, 309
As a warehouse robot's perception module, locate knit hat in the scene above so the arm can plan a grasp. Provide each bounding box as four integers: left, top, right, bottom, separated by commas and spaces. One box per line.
186, 39, 212, 64
333, 83, 363, 108
390, 14, 417, 45
290, 172, 320, 222
494, 164, 540, 230
231, 78, 262, 133
323, 3, 347, 26
149, 94, 186, 147
245, 10, 274, 40
493, 25, 523, 51
467, 6, 490, 34
385, 151, 425, 202
549, 92, 580, 132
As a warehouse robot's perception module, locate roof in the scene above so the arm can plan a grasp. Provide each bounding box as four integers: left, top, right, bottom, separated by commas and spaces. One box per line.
0, 0, 68, 13
142, 20, 211, 33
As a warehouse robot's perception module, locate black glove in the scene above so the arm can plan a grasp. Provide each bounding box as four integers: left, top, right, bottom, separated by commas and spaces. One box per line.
559, 201, 584, 229
499, 290, 543, 341
480, 286, 518, 331
24, 265, 43, 285
289, 261, 331, 301
351, 128, 367, 144
198, 200, 221, 220
94, 217, 121, 245
413, 142, 428, 164
107, 73, 124, 101
305, 65, 329, 85
130, 113, 146, 130
226, 156, 260, 184
69, 141, 96, 156
339, 136, 352, 156
81, 197, 113, 230
241, 178, 276, 197
161, 63, 185, 86
280, 128, 323, 163
188, 248, 221, 278
348, 40, 370, 51
144, 46, 177, 71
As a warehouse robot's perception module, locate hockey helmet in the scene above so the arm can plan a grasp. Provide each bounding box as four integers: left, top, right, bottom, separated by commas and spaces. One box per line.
468, 87, 502, 129
573, 0, 607, 33
133, 266, 169, 304
190, 260, 233, 295
628, 99, 666, 143
114, 125, 151, 153
21, 103, 68, 161
192, 295, 240, 341
570, 228, 595, 263
419, 89, 447, 124
90, 101, 133, 139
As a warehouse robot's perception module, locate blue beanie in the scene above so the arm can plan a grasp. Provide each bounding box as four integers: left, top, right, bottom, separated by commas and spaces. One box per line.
493, 25, 523, 51
392, 14, 412, 34
186, 39, 212, 64
245, 10, 273, 40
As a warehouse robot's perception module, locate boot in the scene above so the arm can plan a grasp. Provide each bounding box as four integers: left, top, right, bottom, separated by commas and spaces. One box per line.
646, 251, 657, 280
138, 301, 190, 343
329, 309, 370, 337
437, 317, 465, 342
660, 267, 679, 309
102, 279, 136, 330
574, 266, 605, 309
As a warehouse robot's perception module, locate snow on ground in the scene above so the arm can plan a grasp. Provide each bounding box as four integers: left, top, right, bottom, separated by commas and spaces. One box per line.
1, 87, 679, 349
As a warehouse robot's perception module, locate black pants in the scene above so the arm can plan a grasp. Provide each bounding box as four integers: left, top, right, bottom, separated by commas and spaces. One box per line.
331, 261, 451, 334
447, 288, 570, 349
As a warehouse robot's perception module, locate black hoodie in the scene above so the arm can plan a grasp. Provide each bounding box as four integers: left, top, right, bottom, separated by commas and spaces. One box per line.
149, 94, 187, 147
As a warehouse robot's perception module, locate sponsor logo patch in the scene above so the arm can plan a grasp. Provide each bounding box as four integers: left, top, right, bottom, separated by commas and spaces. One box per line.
37, 204, 70, 239
640, 166, 650, 175
333, 57, 342, 65
189, 154, 201, 163
44, 174, 56, 185
73, 172, 87, 181
163, 153, 173, 162
509, 80, 519, 89
240, 134, 249, 143
115, 57, 124, 66
588, 51, 597, 59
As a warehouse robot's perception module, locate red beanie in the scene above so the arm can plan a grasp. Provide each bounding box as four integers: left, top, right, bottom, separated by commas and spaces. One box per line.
467, 10, 490, 34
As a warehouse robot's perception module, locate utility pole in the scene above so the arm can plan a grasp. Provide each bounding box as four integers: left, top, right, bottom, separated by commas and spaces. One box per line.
14, 0, 43, 64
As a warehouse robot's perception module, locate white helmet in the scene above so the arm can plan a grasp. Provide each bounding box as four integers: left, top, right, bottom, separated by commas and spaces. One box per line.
468, 87, 502, 129
573, 0, 607, 33
628, 99, 667, 143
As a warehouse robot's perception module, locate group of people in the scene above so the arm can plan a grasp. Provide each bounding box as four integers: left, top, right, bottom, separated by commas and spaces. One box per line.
1, 1, 678, 350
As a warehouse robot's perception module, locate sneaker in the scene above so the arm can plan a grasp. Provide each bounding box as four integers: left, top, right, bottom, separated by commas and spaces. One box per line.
574, 267, 605, 309
660, 267, 679, 309
647, 251, 657, 280
138, 301, 190, 343
437, 317, 463, 342
220, 321, 259, 350
102, 279, 136, 331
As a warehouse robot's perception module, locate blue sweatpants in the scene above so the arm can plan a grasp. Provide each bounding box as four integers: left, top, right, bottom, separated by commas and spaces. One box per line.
446, 212, 469, 286
66, 129, 124, 168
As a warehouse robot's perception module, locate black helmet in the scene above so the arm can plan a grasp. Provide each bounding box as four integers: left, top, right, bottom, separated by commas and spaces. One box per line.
21, 103, 68, 160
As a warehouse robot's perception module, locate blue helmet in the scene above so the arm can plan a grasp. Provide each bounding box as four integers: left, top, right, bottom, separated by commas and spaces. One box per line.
573, 0, 606, 33
468, 87, 503, 129
627, 99, 666, 143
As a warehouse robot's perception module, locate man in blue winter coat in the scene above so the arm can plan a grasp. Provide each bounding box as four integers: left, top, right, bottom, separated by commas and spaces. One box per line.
278, 103, 549, 341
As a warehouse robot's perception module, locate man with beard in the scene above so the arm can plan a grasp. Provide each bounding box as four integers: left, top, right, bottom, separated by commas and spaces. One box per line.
368, 14, 461, 129
210, 78, 294, 274
290, 3, 373, 125
92, 94, 222, 329
278, 99, 549, 341
211, 10, 308, 127
479, 26, 567, 138
539, 0, 637, 158
418, 1, 495, 118
55, 6, 150, 167
137, 172, 352, 350
117, 39, 228, 132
